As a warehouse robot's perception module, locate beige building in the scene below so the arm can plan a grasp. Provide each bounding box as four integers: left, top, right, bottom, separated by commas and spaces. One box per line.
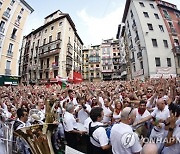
19, 10, 83, 85
0, 0, 33, 85
82, 47, 89, 80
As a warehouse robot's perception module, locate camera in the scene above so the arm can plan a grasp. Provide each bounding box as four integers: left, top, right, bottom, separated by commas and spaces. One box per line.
82, 104, 87, 110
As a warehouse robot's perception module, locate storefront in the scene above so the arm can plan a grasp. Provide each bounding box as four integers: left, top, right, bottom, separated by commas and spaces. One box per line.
0, 76, 19, 86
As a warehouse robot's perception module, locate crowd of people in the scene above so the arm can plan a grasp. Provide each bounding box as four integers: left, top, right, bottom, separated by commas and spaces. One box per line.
0, 77, 180, 154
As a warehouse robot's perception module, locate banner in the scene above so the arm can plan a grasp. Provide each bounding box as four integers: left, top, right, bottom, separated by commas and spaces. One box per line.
73, 71, 83, 84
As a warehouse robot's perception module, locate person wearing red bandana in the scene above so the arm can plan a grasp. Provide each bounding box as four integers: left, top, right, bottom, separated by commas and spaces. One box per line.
133, 100, 150, 137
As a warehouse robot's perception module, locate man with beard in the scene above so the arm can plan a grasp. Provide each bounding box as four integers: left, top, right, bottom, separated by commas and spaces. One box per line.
133, 100, 150, 137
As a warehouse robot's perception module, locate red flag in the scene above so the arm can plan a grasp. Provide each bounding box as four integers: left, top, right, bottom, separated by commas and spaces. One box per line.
73, 71, 83, 84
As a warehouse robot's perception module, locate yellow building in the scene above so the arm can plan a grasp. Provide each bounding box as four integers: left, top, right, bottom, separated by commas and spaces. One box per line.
19, 10, 83, 85
0, 0, 33, 85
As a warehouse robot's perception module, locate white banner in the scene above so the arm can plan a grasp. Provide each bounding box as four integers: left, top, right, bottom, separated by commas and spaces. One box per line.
65, 146, 85, 154
150, 74, 176, 78
156, 67, 176, 74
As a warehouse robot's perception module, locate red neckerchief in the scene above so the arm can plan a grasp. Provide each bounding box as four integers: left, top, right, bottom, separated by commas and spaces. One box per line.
115, 109, 121, 115
138, 108, 145, 115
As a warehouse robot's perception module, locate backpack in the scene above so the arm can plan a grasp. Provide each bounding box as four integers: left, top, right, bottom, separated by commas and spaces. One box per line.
89, 122, 112, 144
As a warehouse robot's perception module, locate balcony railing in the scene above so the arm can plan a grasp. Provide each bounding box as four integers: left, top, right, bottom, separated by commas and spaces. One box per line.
164, 14, 171, 20
171, 28, 177, 35
172, 45, 180, 54
7, 52, 13, 57
39, 48, 60, 58
131, 57, 135, 63
0, 27, 5, 33
11, 35, 16, 40
135, 35, 140, 44
3, 12, 10, 20
132, 23, 137, 30
137, 52, 142, 58
5, 69, 11, 75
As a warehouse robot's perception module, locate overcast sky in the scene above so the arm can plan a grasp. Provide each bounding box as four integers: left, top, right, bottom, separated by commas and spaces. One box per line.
24, 0, 180, 46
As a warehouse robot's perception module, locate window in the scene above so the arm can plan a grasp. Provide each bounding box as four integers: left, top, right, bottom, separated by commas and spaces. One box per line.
49, 35, 52, 43
0, 21, 5, 33
17, 15, 21, 23
55, 56, 59, 66
167, 58, 171, 67
45, 72, 49, 79
150, 4, 154, 8
47, 58, 49, 68
139, 2, 145, 7
45, 29, 47, 33
54, 70, 58, 78
155, 57, 161, 67
39, 73, 42, 79
159, 25, 164, 32
143, 12, 149, 18
163, 10, 170, 19
154, 13, 159, 19
20, 8, 24, 14
113, 53, 116, 56
177, 55, 180, 67
11, 28, 17, 39
59, 22, 62, 26
8, 43, 13, 53
43, 38, 46, 45
152, 39, 158, 47
130, 10, 133, 18
114, 66, 117, 69
140, 61, 144, 69
133, 64, 136, 72
91, 73, 93, 76
147, 23, 153, 30
176, 13, 180, 18
0, 2, 2, 8
51, 26, 54, 30
168, 22, 173, 28
10, 0, 15, 6
57, 32, 61, 40
56, 43, 60, 48
6, 60, 11, 69
163, 40, 168, 48
40, 60, 43, 69
6, 8, 11, 14
174, 39, 179, 46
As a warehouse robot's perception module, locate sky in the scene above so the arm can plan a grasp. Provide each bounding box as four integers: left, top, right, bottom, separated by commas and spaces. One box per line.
24, 0, 180, 46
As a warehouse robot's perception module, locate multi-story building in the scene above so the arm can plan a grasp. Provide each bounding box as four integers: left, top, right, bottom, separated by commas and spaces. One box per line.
19, 10, 83, 85
156, 0, 180, 76
0, 0, 33, 86
89, 45, 101, 82
118, 0, 177, 80
82, 46, 89, 80
111, 39, 121, 80
101, 39, 114, 80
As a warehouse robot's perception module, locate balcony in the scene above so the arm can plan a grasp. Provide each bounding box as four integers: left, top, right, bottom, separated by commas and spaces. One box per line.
15, 20, 20, 27
5, 69, 11, 75
164, 14, 171, 20
131, 57, 135, 63
172, 45, 180, 54
102, 62, 112, 66
128, 33, 132, 38
171, 28, 177, 36
96, 67, 100, 71
2, 12, 10, 20
0, 27, 5, 33
7, 52, 13, 58
113, 61, 120, 65
132, 23, 137, 31
129, 44, 133, 50
90, 68, 94, 71
101, 69, 112, 73
137, 52, 142, 58
39, 48, 60, 58
11, 35, 16, 40
135, 35, 140, 44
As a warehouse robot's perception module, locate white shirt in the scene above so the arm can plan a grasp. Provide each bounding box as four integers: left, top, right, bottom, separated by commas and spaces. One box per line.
134, 108, 150, 127
16, 119, 31, 130
84, 117, 92, 131
102, 106, 112, 123
162, 118, 180, 154
110, 122, 142, 154
89, 121, 109, 147
63, 111, 77, 132
61, 96, 78, 106
151, 106, 170, 132
77, 104, 91, 124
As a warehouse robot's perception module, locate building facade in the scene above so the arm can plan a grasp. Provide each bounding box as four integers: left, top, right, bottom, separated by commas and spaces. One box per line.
19, 10, 83, 85
117, 0, 178, 80
0, 0, 33, 85
156, 0, 180, 76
